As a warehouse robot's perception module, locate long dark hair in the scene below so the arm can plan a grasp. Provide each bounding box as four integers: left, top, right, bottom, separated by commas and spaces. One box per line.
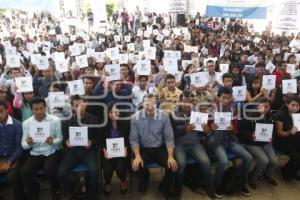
247, 76, 261, 97
106, 102, 124, 131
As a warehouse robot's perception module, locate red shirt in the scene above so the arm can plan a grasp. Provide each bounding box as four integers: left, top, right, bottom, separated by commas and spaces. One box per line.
272, 70, 291, 87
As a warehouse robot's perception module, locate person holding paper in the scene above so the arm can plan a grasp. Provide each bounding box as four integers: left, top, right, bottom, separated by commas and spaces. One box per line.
33, 67, 57, 98
274, 95, 300, 182
246, 77, 273, 103
238, 98, 278, 189
58, 95, 99, 200
238, 52, 251, 70
207, 87, 253, 196
255, 63, 268, 82
205, 60, 220, 93
157, 74, 182, 114
129, 94, 178, 199
134, 36, 144, 52
169, 92, 218, 199
229, 64, 246, 87
132, 75, 149, 109
101, 103, 130, 196
45, 84, 71, 120
182, 64, 196, 90
13, 89, 34, 122
289, 55, 300, 79
120, 64, 135, 83
0, 100, 26, 200
190, 83, 214, 108
93, 77, 133, 106
21, 97, 63, 200
247, 47, 260, 65
272, 61, 291, 87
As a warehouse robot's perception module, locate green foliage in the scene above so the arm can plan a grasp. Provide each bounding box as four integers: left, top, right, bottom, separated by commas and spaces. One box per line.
0, 9, 6, 14
106, 3, 114, 18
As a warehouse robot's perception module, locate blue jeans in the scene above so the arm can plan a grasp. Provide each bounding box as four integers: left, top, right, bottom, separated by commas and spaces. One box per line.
207, 131, 253, 187
175, 143, 213, 189
58, 148, 99, 197
246, 144, 278, 183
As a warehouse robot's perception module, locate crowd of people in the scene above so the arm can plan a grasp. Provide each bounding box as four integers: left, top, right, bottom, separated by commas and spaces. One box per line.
1, 7, 300, 200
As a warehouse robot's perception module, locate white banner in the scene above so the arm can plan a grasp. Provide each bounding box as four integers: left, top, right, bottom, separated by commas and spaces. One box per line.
274, 0, 300, 34
169, 0, 186, 13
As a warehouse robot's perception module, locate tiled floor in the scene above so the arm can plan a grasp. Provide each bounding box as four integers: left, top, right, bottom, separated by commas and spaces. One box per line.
2, 156, 300, 200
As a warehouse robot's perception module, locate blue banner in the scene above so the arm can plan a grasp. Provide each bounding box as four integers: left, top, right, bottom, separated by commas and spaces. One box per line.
0, 0, 55, 11
206, 6, 267, 19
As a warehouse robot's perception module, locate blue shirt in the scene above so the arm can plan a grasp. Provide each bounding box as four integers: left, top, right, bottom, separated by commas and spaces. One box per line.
0, 116, 23, 163
129, 109, 174, 149
22, 113, 63, 156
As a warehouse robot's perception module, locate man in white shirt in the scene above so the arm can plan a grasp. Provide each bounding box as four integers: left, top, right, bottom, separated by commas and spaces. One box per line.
132, 75, 149, 109
21, 97, 63, 200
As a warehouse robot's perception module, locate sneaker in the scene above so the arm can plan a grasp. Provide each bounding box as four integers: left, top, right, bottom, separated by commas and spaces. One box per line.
204, 186, 217, 199
215, 186, 224, 199
240, 185, 251, 197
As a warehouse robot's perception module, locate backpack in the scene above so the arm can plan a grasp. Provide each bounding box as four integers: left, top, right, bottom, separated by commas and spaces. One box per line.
220, 166, 246, 195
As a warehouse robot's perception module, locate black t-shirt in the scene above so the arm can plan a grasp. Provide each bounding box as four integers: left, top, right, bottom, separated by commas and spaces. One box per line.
274, 108, 295, 144
274, 109, 293, 132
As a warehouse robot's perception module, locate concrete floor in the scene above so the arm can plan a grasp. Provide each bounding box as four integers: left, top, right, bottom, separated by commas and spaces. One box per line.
2, 156, 300, 200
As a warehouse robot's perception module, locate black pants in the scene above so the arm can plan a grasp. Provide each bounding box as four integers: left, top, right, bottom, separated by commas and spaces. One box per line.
0, 154, 27, 200
103, 157, 128, 184
136, 146, 177, 194
277, 136, 300, 177
20, 151, 61, 200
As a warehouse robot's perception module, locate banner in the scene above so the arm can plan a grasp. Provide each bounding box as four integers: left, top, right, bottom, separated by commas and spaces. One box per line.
274, 0, 300, 33
169, 0, 186, 13
205, 0, 267, 19
0, 0, 55, 11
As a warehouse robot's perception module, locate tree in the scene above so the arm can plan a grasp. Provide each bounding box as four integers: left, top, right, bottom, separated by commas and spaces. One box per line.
106, 3, 114, 20
0, 9, 6, 14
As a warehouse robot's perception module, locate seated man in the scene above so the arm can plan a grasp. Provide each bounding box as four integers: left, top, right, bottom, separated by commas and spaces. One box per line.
130, 93, 178, 199
207, 87, 253, 197
21, 97, 63, 200
169, 92, 218, 199
58, 95, 99, 200
0, 100, 25, 200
